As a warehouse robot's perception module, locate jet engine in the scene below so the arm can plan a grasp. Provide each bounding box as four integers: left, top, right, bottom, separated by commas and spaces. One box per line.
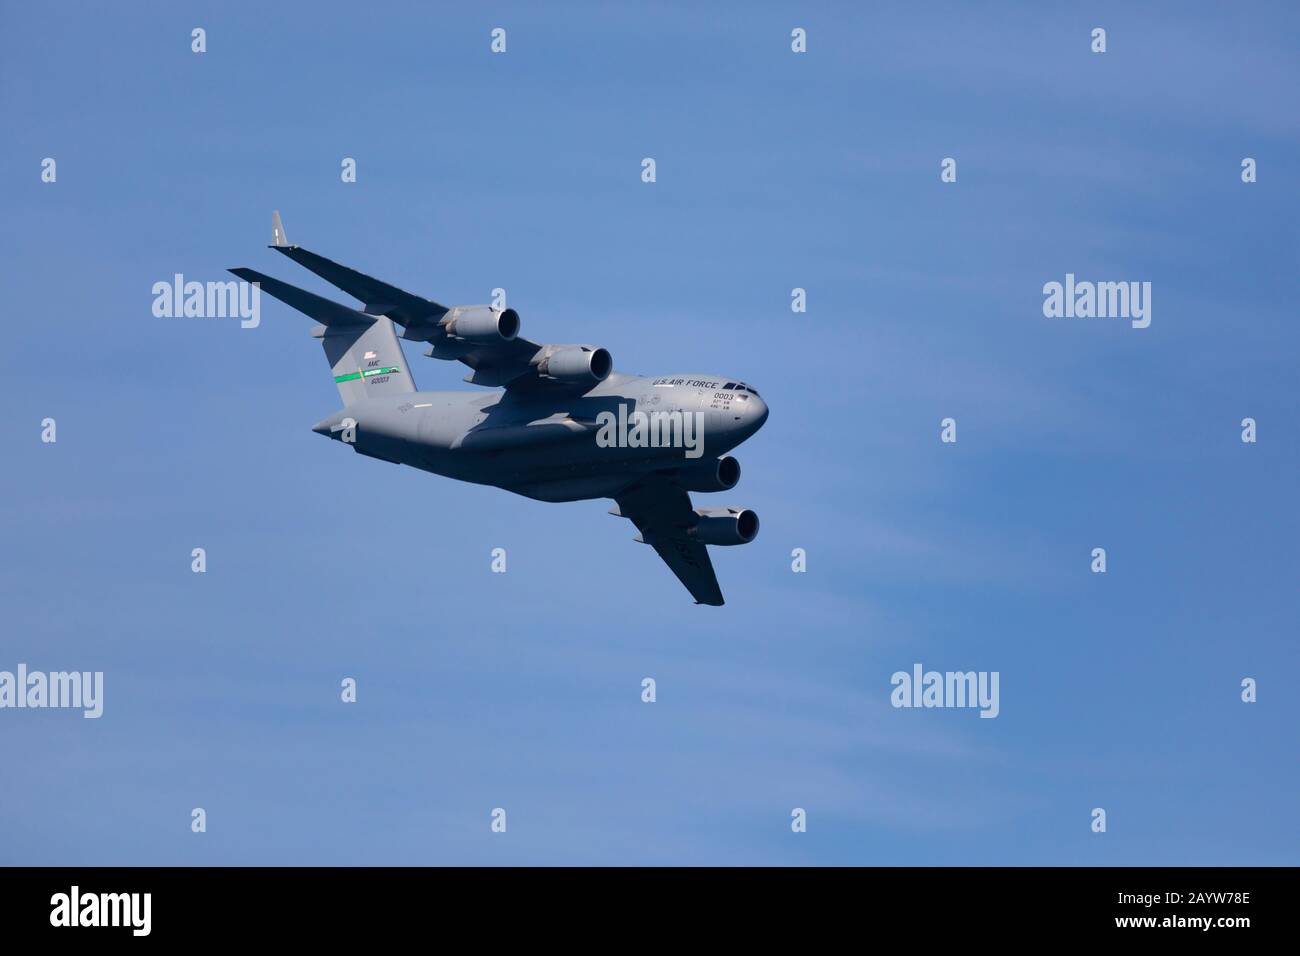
677, 455, 741, 492
690, 507, 759, 545
442, 306, 520, 344
538, 346, 613, 386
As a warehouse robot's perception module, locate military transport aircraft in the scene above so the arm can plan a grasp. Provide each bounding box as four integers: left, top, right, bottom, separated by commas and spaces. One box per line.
231, 213, 768, 605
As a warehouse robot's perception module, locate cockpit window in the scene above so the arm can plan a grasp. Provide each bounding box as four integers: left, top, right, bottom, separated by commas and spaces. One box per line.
722, 382, 737, 391
737, 382, 760, 396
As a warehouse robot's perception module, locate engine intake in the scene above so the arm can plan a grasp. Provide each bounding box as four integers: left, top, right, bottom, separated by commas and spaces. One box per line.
690, 507, 759, 546
443, 306, 519, 344
677, 456, 741, 492
539, 346, 612, 386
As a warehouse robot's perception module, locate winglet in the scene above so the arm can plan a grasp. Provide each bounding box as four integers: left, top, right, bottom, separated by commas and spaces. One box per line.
271, 210, 290, 248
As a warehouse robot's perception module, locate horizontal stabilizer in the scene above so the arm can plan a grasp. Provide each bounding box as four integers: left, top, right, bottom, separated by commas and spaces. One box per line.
228, 268, 372, 328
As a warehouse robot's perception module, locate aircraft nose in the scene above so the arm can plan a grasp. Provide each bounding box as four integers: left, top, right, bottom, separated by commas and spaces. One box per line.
737, 394, 768, 437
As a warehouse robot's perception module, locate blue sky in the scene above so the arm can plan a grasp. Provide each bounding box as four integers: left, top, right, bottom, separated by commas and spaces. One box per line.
1, 1, 1296, 865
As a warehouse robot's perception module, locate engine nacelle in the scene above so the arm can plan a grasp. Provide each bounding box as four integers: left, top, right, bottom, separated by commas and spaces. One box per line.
690, 507, 759, 546
443, 305, 520, 344
677, 456, 741, 492
538, 346, 613, 386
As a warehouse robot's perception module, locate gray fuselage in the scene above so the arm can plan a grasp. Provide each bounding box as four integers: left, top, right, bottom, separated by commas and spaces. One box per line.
312, 372, 770, 502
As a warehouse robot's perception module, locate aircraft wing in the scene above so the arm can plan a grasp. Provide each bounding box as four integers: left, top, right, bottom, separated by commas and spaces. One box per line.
271, 243, 448, 332
612, 481, 725, 606
265, 212, 560, 390
265, 212, 446, 332
427, 333, 549, 388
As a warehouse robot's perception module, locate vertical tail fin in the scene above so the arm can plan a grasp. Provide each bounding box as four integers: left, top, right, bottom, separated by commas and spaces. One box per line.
314, 315, 414, 405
